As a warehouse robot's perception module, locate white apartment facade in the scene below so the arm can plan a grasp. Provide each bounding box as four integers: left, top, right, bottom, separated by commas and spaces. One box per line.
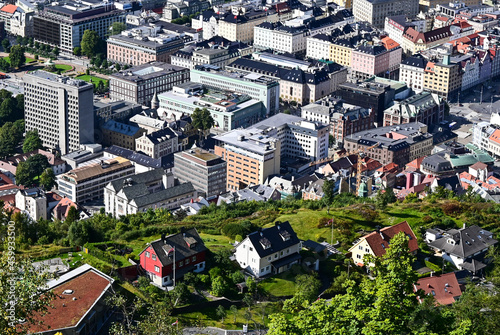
24, 71, 94, 155
135, 128, 180, 159
254, 22, 309, 54
15, 188, 47, 221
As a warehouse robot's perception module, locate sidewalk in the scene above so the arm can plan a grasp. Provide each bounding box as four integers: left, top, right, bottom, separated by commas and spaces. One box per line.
183, 327, 267, 334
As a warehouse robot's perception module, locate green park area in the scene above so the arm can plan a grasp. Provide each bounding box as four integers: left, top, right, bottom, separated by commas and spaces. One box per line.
75, 74, 108, 85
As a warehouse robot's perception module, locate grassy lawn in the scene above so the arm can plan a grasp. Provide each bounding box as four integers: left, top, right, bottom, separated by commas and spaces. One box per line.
2, 56, 36, 64
75, 74, 107, 85
258, 268, 302, 297
199, 233, 233, 250
178, 302, 280, 329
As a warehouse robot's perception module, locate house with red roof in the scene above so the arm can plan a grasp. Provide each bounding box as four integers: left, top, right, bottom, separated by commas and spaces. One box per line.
24, 264, 114, 335
52, 197, 81, 221
349, 221, 418, 267
488, 128, 500, 158
414, 272, 463, 305
139, 228, 207, 287
0, 3, 33, 37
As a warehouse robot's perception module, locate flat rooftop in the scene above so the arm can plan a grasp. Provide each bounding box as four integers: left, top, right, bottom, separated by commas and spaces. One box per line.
110, 62, 187, 83
27, 71, 92, 88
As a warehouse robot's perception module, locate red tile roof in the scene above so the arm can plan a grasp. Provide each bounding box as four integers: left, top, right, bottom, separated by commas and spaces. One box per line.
469, 161, 488, 171
377, 162, 399, 174
53, 197, 78, 220
363, 221, 418, 257
406, 156, 425, 170
1, 4, 17, 13
381, 36, 400, 50
27, 270, 112, 333
415, 272, 462, 305
489, 129, 500, 145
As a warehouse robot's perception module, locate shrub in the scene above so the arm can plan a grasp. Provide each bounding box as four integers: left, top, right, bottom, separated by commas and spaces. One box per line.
422, 215, 433, 224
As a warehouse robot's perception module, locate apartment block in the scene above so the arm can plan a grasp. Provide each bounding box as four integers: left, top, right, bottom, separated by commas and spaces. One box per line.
34, 1, 130, 53
0, 4, 33, 37
352, 0, 419, 28
423, 55, 462, 100
350, 39, 402, 80
136, 127, 179, 159
57, 157, 135, 203
107, 25, 190, 66
383, 92, 445, 127
190, 65, 279, 115
24, 71, 94, 155
15, 188, 47, 221
101, 120, 146, 150
344, 122, 433, 166
109, 62, 189, 106
399, 54, 426, 93
215, 114, 328, 190
174, 148, 227, 197
158, 82, 264, 132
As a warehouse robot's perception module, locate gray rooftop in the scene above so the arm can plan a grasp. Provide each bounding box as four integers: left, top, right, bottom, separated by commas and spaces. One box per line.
110, 62, 187, 83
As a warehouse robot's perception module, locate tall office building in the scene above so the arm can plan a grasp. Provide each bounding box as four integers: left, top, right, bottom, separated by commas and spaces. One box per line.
33, 1, 129, 53
352, 0, 419, 28
24, 71, 94, 155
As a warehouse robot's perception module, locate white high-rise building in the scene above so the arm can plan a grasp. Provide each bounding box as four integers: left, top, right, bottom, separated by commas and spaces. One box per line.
24, 71, 94, 155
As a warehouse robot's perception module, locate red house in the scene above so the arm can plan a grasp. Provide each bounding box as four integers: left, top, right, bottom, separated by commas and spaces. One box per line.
139, 228, 207, 287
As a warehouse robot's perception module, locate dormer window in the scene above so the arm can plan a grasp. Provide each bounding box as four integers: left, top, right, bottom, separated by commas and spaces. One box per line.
184, 236, 197, 249
279, 230, 291, 241
260, 237, 271, 250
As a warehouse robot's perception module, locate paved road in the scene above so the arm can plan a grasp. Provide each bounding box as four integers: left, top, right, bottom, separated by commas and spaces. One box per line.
183, 327, 267, 335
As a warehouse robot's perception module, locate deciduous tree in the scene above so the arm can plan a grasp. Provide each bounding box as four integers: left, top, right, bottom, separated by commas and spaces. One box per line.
23, 129, 43, 153
81, 30, 103, 58
39, 168, 56, 190
9, 45, 26, 69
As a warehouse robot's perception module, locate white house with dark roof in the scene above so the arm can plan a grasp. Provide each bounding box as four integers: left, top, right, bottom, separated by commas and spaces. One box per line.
233, 221, 301, 277
426, 225, 497, 274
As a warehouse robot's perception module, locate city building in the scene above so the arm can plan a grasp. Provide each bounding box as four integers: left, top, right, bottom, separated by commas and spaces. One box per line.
233, 221, 301, 278
489, 129, 500, 158
139, 229, 207, 287
344, 122, 433, 166
33, 1, 130, 53
419, 0, 481, 10
163, 0, 221, 22
158, 82, 264, 132
94, 100, 142, 126
107, 24, 192, 66
401, 25, 465, 54
336, 81, 395, 126
227, 55, 347, 106
302, 98, 375, 143
214, 114, 328, 190
61, 144, 104, 170
423, 55, 462, 100
24, 71, 94, 155
129, 113, 168, 134
0, 3, 33, 37
171, 36, 251, 70
349, 221, 418, 267
25, 264, 114, 335
101, 120, 146, 150
350, 39, 402, 80
109, 62, 189, 106
135, 127, 180, 159
399, 54, 427, 93
104, 145, 175, 174
384, 15, 431, 47
174, 147, 227, 197
382, 92, 445, 126
15, 188, 47, 221
426, 225, 497, 274
57, 157, 135, 203
104, 169, 197, 216
190, 65, 279, 115
352, 0, 419, 28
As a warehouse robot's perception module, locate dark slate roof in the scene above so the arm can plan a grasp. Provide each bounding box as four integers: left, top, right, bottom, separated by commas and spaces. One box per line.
302, 239, 327, 253
245, 221, 300, 258
402, 54, 427, 68
131, 182, 195, 207
355, 44, 387, 55
436, 175, 461, 191
105, 145, 134, 159
146, 127, 178, 144
148, 228, 207, 266
228, 58, 287, 78
428, 225, 497, 259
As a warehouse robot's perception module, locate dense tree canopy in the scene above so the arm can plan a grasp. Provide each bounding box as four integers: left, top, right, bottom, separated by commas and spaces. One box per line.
9, 45, 26, 69
15, 154, 50, 187
0, 121, 23, 158
110, 22, 127, 36
81, 30, 104, 58
191, 108, 214, 131
23, 129, 43, 153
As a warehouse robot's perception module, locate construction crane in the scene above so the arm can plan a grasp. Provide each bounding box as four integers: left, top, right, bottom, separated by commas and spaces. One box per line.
309, 142, 379, 196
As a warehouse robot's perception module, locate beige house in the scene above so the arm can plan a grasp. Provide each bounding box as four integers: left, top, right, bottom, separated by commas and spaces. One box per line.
349, 221, 418, 267
135, 127, 180, 159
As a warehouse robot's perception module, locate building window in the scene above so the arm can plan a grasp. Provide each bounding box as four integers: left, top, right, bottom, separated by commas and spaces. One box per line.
152, 254, 156, 260
192, 255, 197, 262
154, 266, 160, 272
146, 251, 150, 258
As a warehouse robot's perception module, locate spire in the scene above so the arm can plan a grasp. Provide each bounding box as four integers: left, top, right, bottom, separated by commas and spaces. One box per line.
151, 90, 159, 110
